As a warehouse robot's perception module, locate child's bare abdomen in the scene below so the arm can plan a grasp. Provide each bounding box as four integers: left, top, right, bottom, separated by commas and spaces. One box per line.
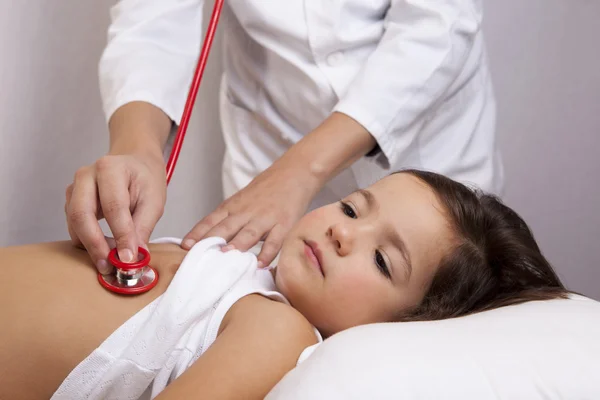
0, 241, 186, 399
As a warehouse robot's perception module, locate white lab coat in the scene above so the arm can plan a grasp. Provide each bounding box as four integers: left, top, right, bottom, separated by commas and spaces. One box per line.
99, 0, 503, 208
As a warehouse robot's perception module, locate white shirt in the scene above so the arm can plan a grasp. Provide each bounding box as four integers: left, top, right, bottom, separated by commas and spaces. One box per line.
100, 0, 503, 198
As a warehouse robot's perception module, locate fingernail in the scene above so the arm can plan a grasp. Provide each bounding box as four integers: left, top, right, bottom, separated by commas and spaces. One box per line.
221, 245, 235, 252
119, 249, 133, 263
182, 239, 196, 249
97, 259, 112, 275
257, 261, 265, 269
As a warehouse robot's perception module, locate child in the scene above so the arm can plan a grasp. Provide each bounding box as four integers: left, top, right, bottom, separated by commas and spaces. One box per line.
0, 170, 568, 400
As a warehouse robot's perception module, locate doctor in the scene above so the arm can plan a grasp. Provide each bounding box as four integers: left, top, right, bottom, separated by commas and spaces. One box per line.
65, 0, 503, 274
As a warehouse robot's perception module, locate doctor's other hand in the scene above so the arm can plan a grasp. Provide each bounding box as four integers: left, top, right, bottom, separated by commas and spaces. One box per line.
182, 163, 320, 268
65, 152, 167, 274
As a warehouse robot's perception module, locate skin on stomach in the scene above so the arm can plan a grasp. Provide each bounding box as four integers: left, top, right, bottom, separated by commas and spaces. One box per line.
0, 241, 187, 400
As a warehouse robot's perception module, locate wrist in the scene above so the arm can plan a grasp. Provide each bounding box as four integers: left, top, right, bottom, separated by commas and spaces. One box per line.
270, 156, 324, 196
109, 129, 166, 164
277, 112, 376, 188
107, 101, 172, 163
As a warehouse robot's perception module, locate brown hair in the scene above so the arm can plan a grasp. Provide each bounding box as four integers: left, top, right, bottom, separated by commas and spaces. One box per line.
398, 169, 569, 321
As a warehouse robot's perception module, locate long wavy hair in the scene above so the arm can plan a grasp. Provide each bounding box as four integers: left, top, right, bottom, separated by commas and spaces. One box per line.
398, 170, 569, 321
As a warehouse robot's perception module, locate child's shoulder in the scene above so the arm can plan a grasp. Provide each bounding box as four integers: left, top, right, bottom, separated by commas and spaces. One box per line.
220, 293, 319, 347
161, 294, 319, 399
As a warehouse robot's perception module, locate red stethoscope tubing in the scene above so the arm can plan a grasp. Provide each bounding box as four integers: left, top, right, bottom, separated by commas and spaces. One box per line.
166, 0, 225, 185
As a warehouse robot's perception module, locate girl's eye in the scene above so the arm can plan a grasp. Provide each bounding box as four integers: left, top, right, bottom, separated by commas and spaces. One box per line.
340, 201, 357, 219
375, 250, 391, 279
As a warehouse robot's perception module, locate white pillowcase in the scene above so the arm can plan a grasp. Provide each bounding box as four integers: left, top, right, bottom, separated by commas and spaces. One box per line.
267, 294, 600, 399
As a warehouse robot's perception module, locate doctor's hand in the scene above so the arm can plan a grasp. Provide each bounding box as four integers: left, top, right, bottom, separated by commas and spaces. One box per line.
65, 102, 172, 274
65, 152, 167, 274
181, 162, 321, 268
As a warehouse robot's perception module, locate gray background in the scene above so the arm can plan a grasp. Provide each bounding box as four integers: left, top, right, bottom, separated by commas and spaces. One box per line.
1, 1, 598, 299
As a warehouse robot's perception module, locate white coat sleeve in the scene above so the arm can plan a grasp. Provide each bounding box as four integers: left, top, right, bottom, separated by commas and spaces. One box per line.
333, 0, 482, 167
99, 0, 204, 124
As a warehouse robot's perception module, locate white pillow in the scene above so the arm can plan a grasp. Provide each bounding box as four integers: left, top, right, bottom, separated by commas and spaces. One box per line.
267, 294, 600, 399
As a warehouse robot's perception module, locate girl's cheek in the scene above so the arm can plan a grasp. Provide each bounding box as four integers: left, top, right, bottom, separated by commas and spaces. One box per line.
336, 269, 378, 296
294, 208, 332, 234
304, 207, 330, 223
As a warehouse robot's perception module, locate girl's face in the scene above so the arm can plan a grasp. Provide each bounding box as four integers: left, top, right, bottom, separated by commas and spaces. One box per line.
275, 173, 456, 337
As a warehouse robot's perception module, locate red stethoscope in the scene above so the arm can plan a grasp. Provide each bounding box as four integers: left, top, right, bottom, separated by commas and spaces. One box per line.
99, 0, 225, 295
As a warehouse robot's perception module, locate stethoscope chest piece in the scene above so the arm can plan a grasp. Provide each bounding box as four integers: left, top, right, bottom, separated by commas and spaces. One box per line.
98, 247, 159, 295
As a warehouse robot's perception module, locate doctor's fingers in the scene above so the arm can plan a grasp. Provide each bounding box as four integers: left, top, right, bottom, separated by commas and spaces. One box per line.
65, 184, 82, 248
66, 168, 112, 274
131, 190, 165, 248
182, 210, 240, 249
96, 159, 138, 264
223, 217, 278, 255
255, 224, 287, 268
64, 210, 115, 276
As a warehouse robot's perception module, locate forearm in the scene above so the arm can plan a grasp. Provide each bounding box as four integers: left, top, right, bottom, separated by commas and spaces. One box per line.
273, 111, 376, 190
108, 101, 173, 163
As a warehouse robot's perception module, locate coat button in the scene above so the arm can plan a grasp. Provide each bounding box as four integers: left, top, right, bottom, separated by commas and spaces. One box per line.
326, 51, 345, 66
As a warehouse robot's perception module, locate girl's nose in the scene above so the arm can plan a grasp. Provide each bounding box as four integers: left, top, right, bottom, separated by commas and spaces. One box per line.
327, 223, 356, 257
